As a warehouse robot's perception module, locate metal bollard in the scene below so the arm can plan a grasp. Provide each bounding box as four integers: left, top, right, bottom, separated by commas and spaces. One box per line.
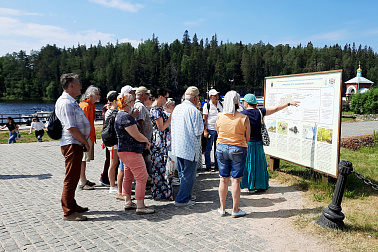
317, 160, 353, 230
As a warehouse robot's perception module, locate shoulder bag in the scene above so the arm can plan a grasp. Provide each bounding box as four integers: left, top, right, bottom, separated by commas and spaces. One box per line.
258, 108, 270, 146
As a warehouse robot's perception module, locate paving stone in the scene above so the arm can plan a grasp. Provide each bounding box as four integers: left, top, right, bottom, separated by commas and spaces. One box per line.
0, 141, 336, 252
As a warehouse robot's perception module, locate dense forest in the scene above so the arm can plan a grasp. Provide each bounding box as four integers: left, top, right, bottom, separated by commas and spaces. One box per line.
0, 31, 377, 100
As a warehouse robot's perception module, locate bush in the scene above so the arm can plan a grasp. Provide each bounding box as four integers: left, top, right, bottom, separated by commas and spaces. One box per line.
341, 99, 350, 111
350, 88, 378, 114
340, 132, 377, 150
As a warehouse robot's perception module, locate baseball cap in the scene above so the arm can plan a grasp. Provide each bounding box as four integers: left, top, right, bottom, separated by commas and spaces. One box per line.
185, 86, 200, 97
209, 89, 220, 96
135, 86, 150, 96
120, 85, 136, 94
244, 93, 257, 105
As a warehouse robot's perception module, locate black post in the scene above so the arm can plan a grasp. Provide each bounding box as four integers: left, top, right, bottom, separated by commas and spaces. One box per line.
317, 160, 353, 230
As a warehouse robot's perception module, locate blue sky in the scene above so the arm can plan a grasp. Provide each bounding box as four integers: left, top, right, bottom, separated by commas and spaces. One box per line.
1, 0, 378, 56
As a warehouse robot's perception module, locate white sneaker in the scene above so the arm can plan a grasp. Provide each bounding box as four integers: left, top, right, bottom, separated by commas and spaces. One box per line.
231, 209, 246, 218
172, 178, 180, 186
217, 208, 226, 217
109, 187, 118, 194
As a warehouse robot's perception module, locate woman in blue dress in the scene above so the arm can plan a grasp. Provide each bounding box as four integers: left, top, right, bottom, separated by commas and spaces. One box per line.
150, 88, 173, 200
240, 94, 299, 192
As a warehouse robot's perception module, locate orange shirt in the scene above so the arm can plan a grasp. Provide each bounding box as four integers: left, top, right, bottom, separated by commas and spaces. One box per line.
216, 112, 248, 148
79, 99, 96, 143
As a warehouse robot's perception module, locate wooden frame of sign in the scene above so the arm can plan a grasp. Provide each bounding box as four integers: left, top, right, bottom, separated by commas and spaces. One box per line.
263, 70, 343, 178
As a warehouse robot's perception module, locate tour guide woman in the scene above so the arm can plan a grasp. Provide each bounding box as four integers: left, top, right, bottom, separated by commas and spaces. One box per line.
115, 92, 155, 215
216, 91, 250, 218
240, 94, 299, 192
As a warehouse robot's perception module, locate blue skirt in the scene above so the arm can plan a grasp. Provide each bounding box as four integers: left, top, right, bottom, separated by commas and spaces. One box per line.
240, 141, 269, 190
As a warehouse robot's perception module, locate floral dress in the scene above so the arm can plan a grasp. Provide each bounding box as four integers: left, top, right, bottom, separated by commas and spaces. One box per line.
150, 106, 173, 200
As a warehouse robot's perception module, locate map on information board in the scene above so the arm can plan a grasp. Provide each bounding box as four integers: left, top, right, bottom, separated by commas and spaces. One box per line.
264, 70, 343, 177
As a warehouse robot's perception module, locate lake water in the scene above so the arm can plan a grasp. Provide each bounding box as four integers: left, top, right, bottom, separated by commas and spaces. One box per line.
0, 100, 105, 123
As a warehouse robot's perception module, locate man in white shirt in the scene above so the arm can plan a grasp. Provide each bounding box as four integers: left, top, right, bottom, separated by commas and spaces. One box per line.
203, 89, 223, 171
56, 73, 91, 221
171, 86, 204, 206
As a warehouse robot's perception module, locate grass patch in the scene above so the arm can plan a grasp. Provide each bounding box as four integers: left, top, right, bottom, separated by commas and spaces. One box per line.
341, 117, 356, 123
269, 144, 378, 250
0, 128, 55, 144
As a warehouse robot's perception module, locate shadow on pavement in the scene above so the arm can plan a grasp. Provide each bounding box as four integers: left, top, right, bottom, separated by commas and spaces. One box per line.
80, 172, 324, 222
84, 171, 222, 222
245, 207, 323, 219
0, 173, 52, 180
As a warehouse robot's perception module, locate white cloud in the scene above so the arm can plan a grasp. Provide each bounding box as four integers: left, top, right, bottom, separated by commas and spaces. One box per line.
310, 30, 349, 41
88, 0, 144, 12
183, 18, 206, 26
119, 38, 144, 47
0, 8, 39, 16
0, 17, 67, 39
0, 16, 140, 56
365, 28, 378, 35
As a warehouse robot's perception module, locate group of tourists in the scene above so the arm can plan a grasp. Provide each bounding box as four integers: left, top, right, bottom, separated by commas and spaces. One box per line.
50, 72, 299, 221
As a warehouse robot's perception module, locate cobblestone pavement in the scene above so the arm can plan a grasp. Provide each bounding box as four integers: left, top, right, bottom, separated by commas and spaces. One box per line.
0, 141, 335, 251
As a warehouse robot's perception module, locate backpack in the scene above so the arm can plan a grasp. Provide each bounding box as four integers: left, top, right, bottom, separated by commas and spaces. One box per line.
46, 109, 62, 140
101, 109, 118, 147
207, 100, 223, 113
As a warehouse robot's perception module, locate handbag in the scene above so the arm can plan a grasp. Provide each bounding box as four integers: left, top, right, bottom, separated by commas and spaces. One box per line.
165, 152, 177, 180
258, 108, 270, 146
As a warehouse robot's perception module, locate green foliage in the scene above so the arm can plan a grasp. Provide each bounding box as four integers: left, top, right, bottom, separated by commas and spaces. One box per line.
0, 32, 378, 100
350, 88, 378, 114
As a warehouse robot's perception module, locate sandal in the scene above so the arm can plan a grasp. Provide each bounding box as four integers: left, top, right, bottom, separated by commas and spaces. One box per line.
136, 207, 155, 215
124, 203, 137, 210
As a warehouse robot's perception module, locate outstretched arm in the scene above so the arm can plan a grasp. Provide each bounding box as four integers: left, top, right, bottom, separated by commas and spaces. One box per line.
266, 101, 300, 116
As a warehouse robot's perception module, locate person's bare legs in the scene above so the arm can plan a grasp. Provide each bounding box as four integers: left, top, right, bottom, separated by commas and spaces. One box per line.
108, 149, 118, 187
231, 177, 242, 212
80, 161, 87, 184
125, 195, 144, 209
218, 177, 230, 211
117, 169, 124, 195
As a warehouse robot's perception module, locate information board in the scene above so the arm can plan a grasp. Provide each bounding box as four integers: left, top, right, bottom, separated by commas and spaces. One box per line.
264, 70, 343, 177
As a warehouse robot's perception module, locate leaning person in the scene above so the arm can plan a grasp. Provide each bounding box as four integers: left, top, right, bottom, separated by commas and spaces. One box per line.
55, 73, 91, 221
240, 94, 300, 193
0, 117, 19, 144
29, 116, 45, 142
171, 86, 204, 206
115, 93, 154, 214
216, 91, 250, 218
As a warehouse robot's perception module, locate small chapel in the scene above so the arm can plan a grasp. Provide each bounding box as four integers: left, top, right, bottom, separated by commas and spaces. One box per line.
345, 63, 374, 100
